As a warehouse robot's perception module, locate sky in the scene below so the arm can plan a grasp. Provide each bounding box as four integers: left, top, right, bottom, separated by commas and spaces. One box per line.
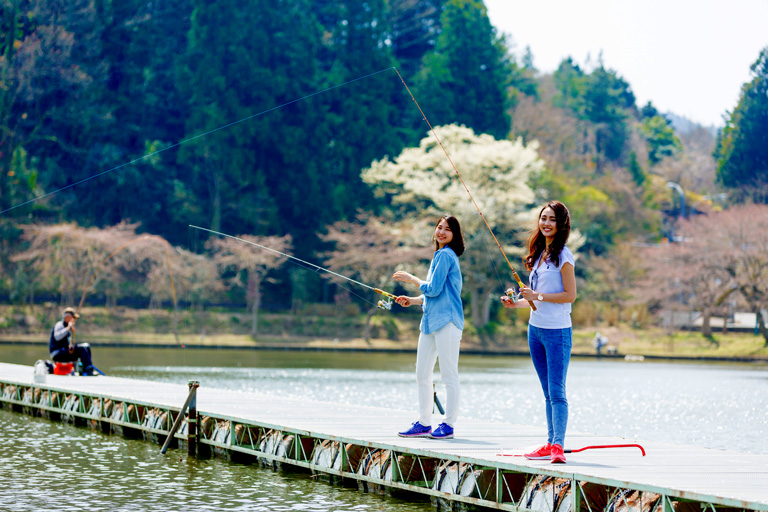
484, 0, 768, 127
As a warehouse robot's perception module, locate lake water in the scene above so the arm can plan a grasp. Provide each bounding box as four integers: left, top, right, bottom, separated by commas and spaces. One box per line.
1, 345, 767, 511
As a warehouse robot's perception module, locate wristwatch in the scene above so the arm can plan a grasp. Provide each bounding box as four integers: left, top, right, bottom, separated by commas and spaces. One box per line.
537, 293, 544, 301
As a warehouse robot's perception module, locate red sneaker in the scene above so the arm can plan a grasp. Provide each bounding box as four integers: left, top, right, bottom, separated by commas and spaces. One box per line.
550, 444, 566, 464
524, 443, 552, 460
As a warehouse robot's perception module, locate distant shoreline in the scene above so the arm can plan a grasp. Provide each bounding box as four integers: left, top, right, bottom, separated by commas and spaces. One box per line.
3, 339, 766, 364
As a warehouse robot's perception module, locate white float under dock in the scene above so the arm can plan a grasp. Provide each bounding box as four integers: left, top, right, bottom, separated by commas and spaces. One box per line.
1, 362, 766, 512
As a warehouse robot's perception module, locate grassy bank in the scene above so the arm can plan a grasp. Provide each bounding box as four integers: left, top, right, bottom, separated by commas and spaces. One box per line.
1, 304, 766, 360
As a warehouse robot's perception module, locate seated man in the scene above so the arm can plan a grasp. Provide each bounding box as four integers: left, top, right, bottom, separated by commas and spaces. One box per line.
49, 307, 95, 376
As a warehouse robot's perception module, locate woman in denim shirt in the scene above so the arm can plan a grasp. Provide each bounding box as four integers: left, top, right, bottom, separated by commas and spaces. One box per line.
394, 215, 465, 440
501, 200, 576, 463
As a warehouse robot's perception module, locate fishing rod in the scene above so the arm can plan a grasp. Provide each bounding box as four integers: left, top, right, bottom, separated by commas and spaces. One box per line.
189, 225, 397, 310
393, 68, 536, 310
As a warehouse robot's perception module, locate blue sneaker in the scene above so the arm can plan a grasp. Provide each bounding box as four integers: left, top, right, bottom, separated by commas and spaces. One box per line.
398, 421, 432, 438
429, 422, 454, 439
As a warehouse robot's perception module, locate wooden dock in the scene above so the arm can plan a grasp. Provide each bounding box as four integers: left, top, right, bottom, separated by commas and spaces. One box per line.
1, 361, 766, 512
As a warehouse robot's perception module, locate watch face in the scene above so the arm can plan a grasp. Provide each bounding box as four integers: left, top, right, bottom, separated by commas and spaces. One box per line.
538, 294, 544, 301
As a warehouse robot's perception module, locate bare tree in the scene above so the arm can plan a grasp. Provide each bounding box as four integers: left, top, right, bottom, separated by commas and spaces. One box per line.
582, 244, 645, 323
715, 205, 768, 345
510, 91, 595, 172
171, 249, 225, 312
11, 222, 133, 304
635, 205, 768, 344
636, 237, 734, 342
208, 234, 291, 335
321, 213, 430, 343
10, 221, 210, 341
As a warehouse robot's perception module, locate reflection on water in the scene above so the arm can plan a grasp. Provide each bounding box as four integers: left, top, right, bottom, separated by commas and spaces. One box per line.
0, 408, 432, 511
2, 344, 767, 510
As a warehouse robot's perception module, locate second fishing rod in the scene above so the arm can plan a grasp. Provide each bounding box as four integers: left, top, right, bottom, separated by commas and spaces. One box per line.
393, 68, 536, 310
189, 225, 398, 311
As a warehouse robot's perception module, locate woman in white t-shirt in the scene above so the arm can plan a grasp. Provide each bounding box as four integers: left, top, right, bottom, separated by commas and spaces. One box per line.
501, 200, 576, 464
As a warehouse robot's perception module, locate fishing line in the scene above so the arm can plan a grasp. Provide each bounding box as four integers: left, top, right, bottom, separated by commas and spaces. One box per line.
189, 225, 393, 309
294, 260, 377, 308
475, 213, 510, 293
0, 67, 396, 216
393, 68, 535, 309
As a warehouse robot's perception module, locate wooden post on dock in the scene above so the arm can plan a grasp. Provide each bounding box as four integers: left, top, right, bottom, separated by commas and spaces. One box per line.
187, 380, 199, 457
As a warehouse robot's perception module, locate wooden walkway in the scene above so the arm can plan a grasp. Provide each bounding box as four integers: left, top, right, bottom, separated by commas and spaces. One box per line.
1, 362, 766, 511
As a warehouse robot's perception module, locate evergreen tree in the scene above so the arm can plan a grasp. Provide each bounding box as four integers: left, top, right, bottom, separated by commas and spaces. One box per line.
553, 58, 636, 169
638, 101, 681, 166
177, 0, 324, 242
641, 114, 682, 165
0, 0, 103, 217
387, 0, 444, 77
63, 0, 193, 242
309, 1, 404, 223
627, 151, 646, 186
552, 58, 587, 111
413, 0, 511, 139
715, 47, 768, 201
177, 0, 408, 259
582, 64, 634, 166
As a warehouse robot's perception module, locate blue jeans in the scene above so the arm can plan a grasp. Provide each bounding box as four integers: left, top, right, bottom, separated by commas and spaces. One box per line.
528, 325, 572, 447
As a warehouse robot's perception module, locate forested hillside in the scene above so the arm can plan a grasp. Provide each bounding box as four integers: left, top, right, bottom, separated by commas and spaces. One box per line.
1, 0, 766, 339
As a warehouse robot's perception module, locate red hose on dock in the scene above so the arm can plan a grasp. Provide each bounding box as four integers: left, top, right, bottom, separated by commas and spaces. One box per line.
498, 443, 646, 457
565, 444, 646, 456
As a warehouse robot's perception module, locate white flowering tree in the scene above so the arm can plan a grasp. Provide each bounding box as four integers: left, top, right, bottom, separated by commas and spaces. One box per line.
362, 124, 545, 332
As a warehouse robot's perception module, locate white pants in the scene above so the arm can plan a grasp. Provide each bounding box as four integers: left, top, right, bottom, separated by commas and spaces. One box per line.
416, 322, 462, 427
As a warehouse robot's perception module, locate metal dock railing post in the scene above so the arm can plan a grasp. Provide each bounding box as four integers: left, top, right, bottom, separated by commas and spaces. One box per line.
160, 380, 199, 455
187, 380, 199, 457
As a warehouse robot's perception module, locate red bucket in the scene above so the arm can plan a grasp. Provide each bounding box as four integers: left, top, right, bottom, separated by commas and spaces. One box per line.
53, 362, 74, 375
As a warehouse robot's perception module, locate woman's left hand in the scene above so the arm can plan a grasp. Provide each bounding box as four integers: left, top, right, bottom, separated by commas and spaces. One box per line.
392, 271, 418, 286
500, 296, 516, 308
519, 286, 537, 302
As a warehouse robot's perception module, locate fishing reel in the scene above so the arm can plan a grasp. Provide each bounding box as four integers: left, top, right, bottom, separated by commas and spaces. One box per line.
504, 288, 520, 304
377, 297, 392, 310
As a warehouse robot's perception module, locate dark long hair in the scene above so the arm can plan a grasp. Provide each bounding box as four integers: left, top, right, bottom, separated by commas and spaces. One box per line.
524, 200, 570, 270
434, 215, 465, 257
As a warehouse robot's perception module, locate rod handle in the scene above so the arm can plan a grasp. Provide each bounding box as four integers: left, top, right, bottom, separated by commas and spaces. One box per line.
374, 288, 396, 299
512, 271, 537, 311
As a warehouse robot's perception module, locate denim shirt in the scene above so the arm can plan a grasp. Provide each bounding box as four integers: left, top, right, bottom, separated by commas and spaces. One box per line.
418, 246, 464, 334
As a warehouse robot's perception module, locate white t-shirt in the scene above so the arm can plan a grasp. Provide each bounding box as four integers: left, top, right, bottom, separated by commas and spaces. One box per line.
528, 246, 575, 329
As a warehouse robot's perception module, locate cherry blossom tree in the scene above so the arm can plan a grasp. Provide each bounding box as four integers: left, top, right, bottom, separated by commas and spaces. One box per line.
11, 222, 137, 304
636, 204, 768, 344
321, 213, 431, 342
207, 234, 291, 335
10, 221, 220, 341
